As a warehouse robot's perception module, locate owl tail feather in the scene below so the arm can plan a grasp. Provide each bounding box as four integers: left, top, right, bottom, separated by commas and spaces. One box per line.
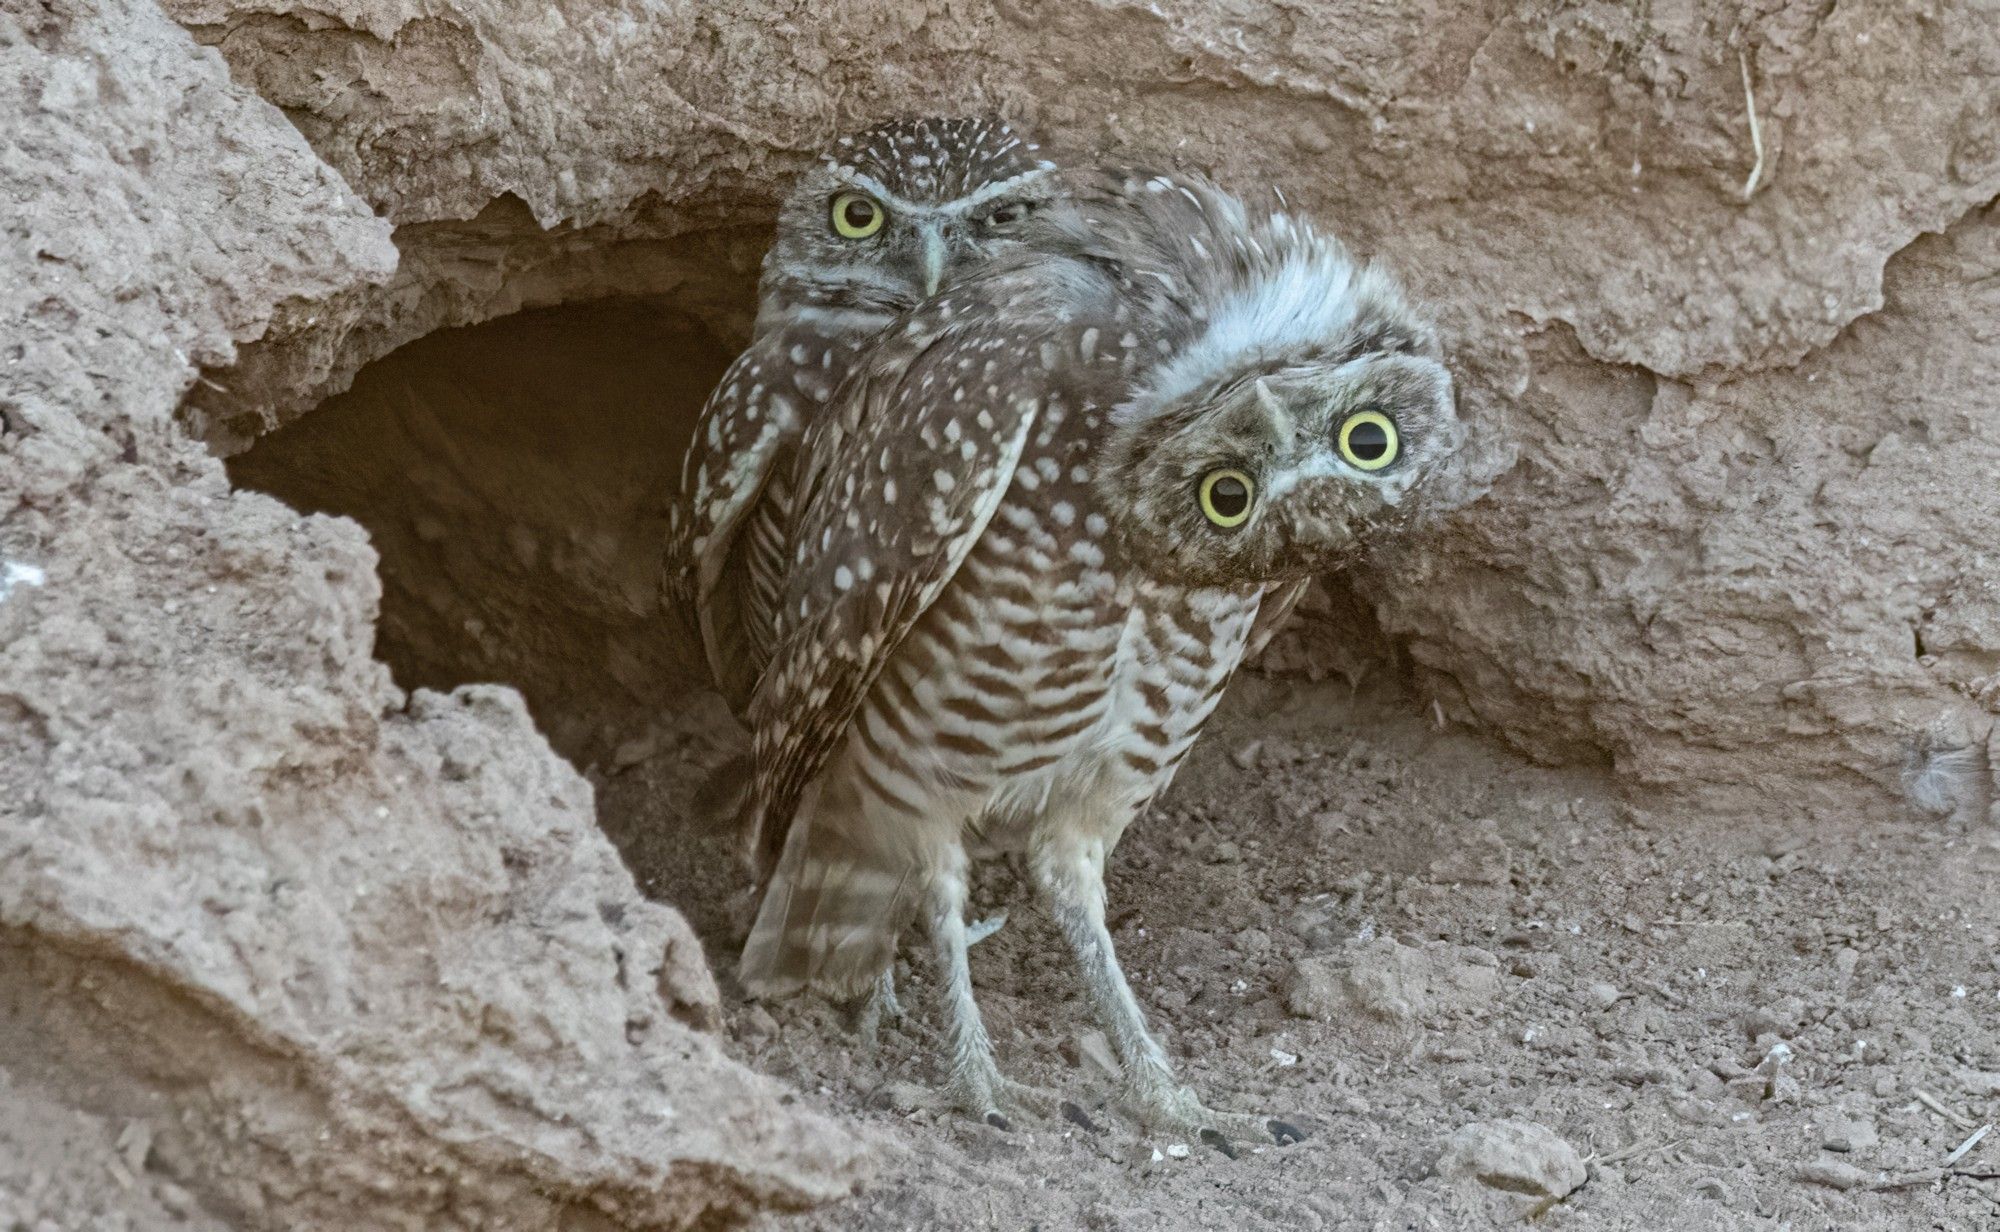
738, 787, 919, 1002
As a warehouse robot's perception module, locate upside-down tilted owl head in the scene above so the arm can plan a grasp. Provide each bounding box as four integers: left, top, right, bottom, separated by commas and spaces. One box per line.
758, 115, 1062, 329
1093, 180, 1460, 590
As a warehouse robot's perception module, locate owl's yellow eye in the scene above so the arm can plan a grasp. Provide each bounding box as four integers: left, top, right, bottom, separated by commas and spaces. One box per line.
1337, 410, 1399, 471
1198, 469, 1255, 528
830, 192, 885, 239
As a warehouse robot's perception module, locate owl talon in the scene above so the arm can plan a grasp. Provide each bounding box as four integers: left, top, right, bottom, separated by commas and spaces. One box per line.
1201, 1112, 1308, 1151
965, 912, 1008, 946
944, 1074, 1052, 1131
1124, 1082, 1303, 1156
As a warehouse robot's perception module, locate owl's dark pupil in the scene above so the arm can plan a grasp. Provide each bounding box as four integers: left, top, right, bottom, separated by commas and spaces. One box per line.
843, 199, 877, 230
1210, 476, 1248, 516
1346, 420, 1389, 460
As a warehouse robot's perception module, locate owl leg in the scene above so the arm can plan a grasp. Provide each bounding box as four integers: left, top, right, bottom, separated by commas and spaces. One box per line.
853, 966, 903, 1050
1030, 837, 1304, 1152
926, 855, 1013, 1128
1027, 838, 1183, 1107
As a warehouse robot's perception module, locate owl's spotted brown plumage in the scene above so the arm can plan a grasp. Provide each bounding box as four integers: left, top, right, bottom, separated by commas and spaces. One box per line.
737, 169, 1463, 1144
666, 117, 1060, 712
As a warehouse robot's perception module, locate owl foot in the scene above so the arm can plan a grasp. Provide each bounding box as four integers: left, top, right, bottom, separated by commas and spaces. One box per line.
1122, 1082, 1307, 1158
944, 1071, 1048, 1132
851, 969, 905, 1052
1194, 1111, 1310, 1159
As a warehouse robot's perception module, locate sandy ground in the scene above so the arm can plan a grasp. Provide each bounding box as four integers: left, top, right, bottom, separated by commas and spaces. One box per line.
0, 1071, 230, 1232
598, 672, 2000, 1231
6, 667, 1994, 1231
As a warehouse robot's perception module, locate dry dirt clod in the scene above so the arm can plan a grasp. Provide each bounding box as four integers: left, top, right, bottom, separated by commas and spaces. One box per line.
1820, 1115, 1879, 1154
1797, 1159, 1870, 1191
1433, 1120, 1587, 1200
1288, 935, 1499, 1034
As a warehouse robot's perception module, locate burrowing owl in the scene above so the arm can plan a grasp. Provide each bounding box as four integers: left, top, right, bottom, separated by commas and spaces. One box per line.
738, 170, 1462, 1145
667, 117, 1061, 714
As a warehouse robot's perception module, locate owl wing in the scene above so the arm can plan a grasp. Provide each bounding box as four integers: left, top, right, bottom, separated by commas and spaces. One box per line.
667, 328, 858, 713
742, 307, 1057, 874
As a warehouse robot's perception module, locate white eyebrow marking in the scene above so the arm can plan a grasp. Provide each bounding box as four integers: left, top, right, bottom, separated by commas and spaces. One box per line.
827, 167, 1055, 219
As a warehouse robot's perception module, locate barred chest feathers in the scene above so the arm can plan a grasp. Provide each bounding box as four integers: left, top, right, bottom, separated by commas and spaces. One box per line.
849, 393, 1265, 858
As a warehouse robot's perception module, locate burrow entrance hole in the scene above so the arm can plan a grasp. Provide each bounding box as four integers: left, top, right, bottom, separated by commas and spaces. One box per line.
225, 294, 739, 763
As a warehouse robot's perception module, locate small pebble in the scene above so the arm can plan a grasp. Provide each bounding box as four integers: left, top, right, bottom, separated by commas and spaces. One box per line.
155, 1182, 195, 1217
870, 1082, 929, 1114
1166, 1143, 1190, 1159
1798, 1160, 1867, 1190
1821, 1115, 1878, 1154
735, 1005, 779, 1047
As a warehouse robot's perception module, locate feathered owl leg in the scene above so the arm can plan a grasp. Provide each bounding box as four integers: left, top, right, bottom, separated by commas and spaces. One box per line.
1029, 833, 1304, 1152
926, 850, 1013, 1128
1026, 836, 1181, 1105
853, 967, 903, 1050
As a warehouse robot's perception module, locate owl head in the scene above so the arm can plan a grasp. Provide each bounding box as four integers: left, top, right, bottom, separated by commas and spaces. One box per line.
758, 116, 1062, 330
1095, 178, 1460, 589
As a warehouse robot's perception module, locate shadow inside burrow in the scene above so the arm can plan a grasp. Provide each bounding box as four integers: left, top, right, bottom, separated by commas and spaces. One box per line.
227, 296, 734, 759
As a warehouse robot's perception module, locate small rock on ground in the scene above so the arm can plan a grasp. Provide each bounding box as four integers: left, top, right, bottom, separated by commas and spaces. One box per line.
1433, 1119, 1586, 1199
1290, 936, 1500, 1028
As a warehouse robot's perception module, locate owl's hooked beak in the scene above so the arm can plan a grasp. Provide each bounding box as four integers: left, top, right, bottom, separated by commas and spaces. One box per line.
919, 221, 947, 296
1253, 377, 1295, 442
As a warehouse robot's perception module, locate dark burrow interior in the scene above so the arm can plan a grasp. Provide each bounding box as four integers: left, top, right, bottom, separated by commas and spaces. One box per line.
227, 296, 736, 763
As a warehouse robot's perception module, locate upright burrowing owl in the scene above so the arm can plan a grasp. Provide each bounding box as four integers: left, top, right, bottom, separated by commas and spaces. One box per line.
667, 117, 1061, 714
738, 170, 1462, 1145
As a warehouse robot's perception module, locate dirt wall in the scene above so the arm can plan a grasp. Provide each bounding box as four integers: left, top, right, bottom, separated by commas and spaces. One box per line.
174, 0, 2000, 814
1, 1, 867, 1226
